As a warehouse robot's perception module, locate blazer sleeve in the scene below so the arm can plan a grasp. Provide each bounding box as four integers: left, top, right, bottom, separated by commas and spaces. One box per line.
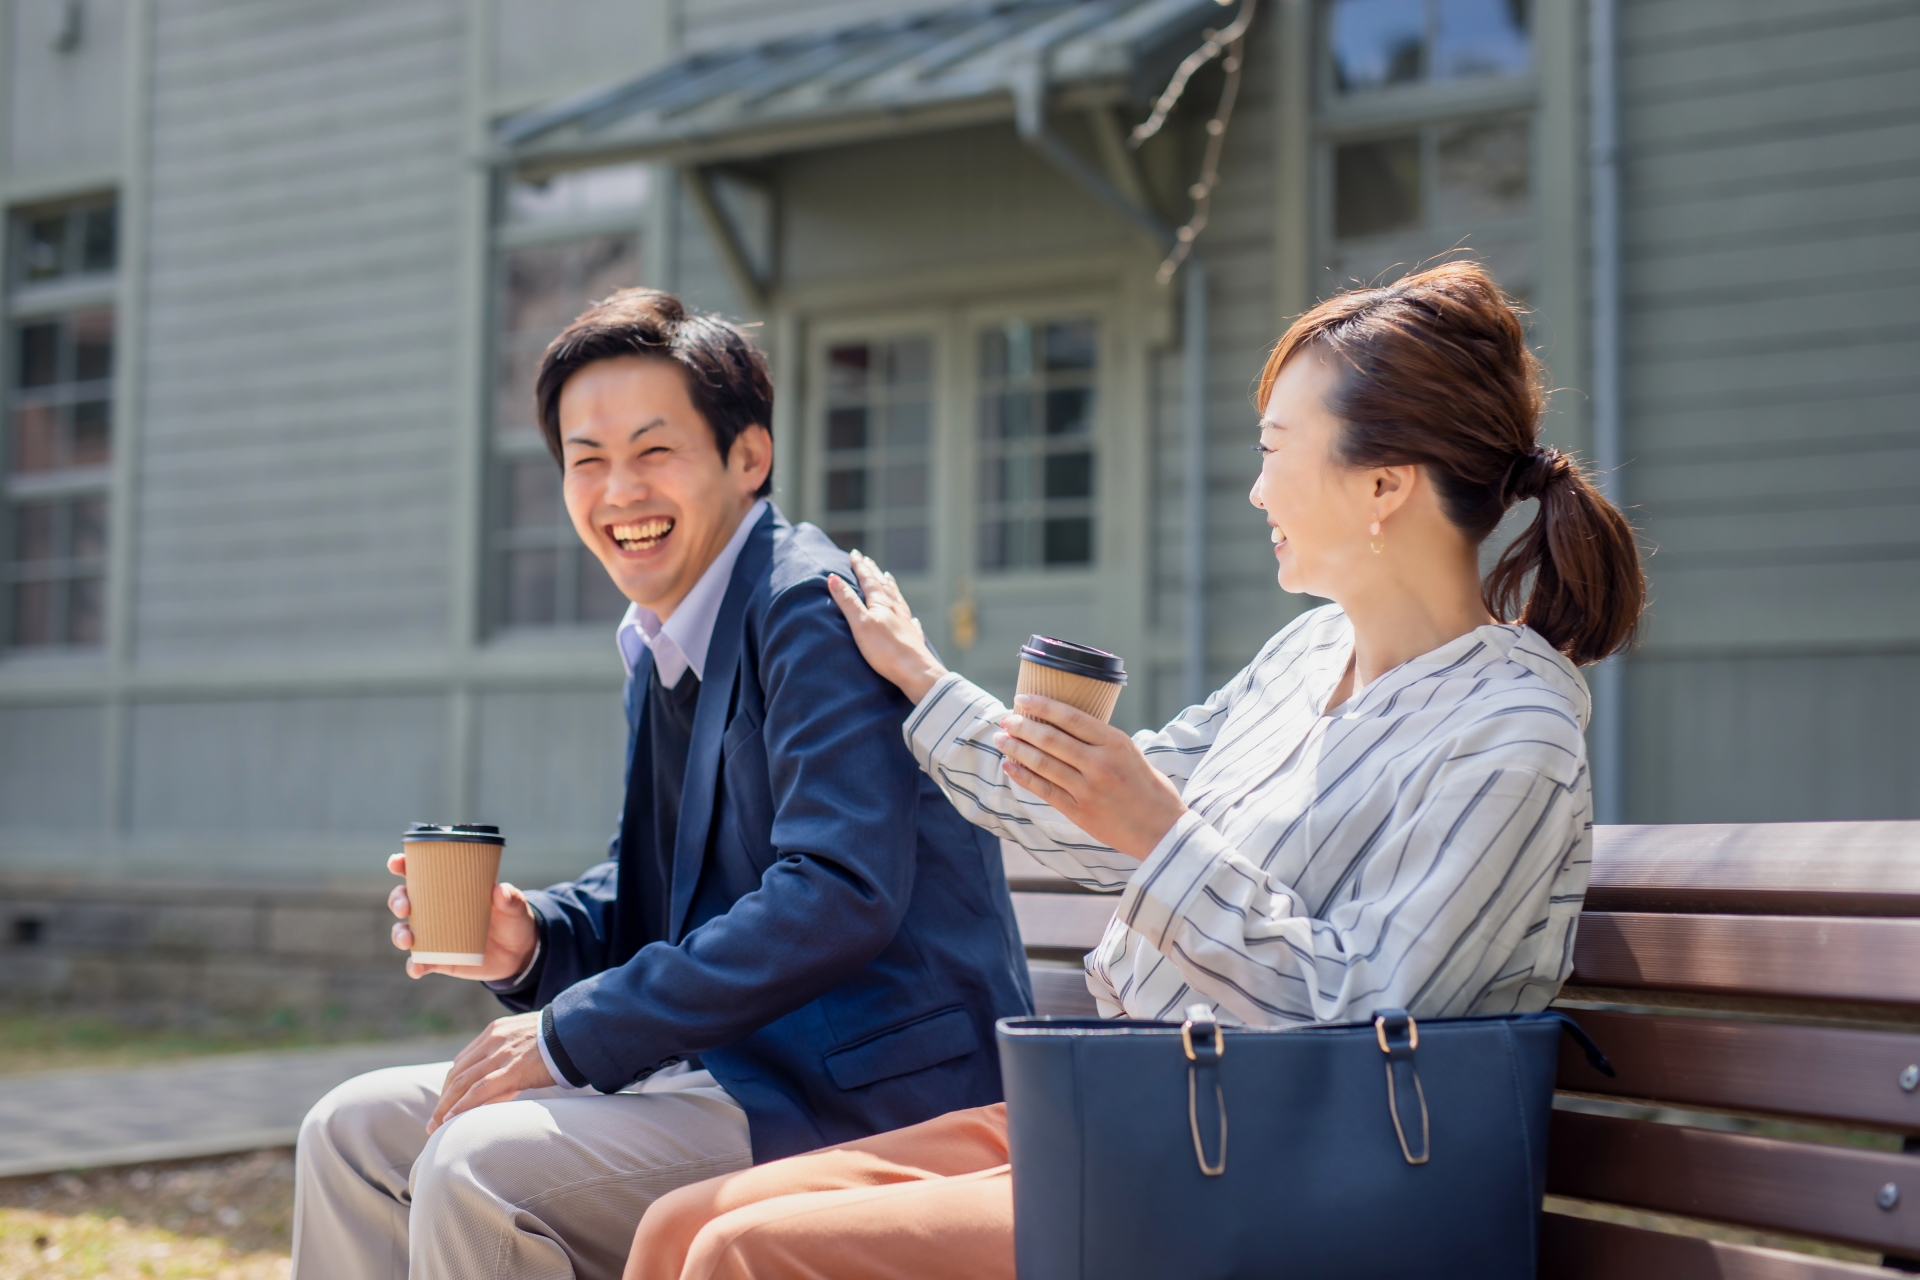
543, 575, 926, 1092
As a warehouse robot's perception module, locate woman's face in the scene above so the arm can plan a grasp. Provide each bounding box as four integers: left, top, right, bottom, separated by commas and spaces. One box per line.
1248, 347, 1379, 598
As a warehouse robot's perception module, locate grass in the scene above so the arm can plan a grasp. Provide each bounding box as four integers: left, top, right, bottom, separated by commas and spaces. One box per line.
0, 1009, 470, 1078
0, 1151, 294, 1279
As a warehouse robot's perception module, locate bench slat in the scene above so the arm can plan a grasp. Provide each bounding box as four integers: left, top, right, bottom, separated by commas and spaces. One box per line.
1540, 1211, 1889, 1280
1589, 822, 1920, 917
1547, 1110, 1920, 1255
1571, 913, 1920, 1005
1011, 891, 1112, 952
1557, 1010, 1920, 1132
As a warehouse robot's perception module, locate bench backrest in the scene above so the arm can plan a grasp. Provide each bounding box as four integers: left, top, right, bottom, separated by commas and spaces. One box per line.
1007, 821, 1920, 1276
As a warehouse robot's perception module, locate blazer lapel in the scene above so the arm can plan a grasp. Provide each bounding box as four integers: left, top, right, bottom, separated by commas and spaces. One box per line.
667, 507, 777, 943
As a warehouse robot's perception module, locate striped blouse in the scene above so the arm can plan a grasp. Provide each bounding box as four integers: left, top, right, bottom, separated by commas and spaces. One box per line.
905, 604, 1594, 1027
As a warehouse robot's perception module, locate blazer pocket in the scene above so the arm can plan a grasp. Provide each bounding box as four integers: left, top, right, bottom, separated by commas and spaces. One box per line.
823, 1006, 980, 1091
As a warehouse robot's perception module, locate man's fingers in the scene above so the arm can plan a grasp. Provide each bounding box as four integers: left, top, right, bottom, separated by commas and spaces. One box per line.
391, 920, 413, 951
388, 885, 410, 919
387, 852, 407, 877
437, 1069, 520, 1126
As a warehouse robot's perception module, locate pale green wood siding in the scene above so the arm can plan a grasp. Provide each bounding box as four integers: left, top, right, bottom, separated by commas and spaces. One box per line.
1618, 0, 1920, 819
8, 0, 126, 178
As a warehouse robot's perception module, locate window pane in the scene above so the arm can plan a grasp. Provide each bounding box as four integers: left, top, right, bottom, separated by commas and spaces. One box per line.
828, 344, 870, 395
883, 525, 928, 574
19, 322, 60, 388
882, 400, 929, 448
494, 233, 638, 435
11, 404, 63, 472
74, 310, 114, 381
577, 550, 629, 623
65, 575, 103, 644
1044, 387, 1092, 437
1043, 517, 1093, 566
71, 495, 107, 559
79, 206, 117, 273
505, 457, 562, 529
503, 549, 559, 626
1335, 136, 1422, 239
504, 162, 651, 226
13, 501, 59, 561
883, 338, 931, 387
826, 468, 868, 512
1434, 0, 1530, 81
1043, 322, 1096, 371
1045, 452, 1094, 500
10, 581, 54, 645
1329, 0, 1426, 93
1434, 117, 1530, 225
826, 406, 867, 451
22, 215, 66, 281
883, 462, 926, 509
72, 401, 111, 466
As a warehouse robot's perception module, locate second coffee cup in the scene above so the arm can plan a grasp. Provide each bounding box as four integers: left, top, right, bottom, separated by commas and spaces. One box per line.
1015, 635, 1127, 723
401, 823, 504, 966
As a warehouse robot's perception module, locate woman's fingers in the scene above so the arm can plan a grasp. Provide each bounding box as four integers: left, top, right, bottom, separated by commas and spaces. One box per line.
1012, 694, 1110, 746
1002, 757, 1069, 806
999, 712, 1097, 775
994, 723, 1086, 797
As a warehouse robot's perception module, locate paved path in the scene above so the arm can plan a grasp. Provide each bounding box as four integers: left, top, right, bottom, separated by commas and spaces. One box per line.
0, 1036, 470, 1178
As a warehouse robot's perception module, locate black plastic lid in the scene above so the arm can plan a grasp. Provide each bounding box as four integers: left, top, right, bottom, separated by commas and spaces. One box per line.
403, 822, 505, 845
1018, 635, 1127, 685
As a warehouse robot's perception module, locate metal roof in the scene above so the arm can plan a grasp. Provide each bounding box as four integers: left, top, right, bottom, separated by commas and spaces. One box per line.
497, 0, 1234, 169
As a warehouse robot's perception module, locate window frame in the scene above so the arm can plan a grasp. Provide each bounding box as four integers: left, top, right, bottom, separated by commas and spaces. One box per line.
481, 168, 653, 639
2, 193, 119, 655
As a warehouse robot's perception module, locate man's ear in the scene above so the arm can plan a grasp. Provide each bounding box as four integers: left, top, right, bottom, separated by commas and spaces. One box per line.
731, 423, 773, 493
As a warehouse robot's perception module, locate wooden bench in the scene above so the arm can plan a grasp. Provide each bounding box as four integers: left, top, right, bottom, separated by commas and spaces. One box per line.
1007, 821, 1920, 1276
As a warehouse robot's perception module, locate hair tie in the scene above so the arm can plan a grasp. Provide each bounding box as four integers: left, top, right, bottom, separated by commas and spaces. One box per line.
1503, 447, 1571, 503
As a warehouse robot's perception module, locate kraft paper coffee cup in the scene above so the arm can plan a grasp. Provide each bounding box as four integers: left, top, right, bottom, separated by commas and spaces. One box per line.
401, 823, 504, 966
1015, 635, 1127, 724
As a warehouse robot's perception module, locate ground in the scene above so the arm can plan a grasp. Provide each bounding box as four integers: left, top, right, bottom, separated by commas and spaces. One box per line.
0, 1008, 470, 1078
0, 1151, 294, 1279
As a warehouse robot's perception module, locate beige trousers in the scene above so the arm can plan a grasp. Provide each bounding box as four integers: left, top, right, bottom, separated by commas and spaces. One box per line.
292, 1060, 751, 1280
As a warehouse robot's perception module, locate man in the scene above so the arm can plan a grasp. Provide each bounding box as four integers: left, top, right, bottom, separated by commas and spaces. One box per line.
293, 290, 1032, 1279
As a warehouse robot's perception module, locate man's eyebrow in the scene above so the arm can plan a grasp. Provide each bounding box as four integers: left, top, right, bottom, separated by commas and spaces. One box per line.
628, 416, 668, 443
564, 431, 602, 449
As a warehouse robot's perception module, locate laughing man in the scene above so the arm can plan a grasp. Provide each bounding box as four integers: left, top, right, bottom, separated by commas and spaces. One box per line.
291, 290, 1033, 1280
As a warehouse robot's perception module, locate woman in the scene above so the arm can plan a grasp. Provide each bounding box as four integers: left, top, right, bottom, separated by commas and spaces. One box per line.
623, 262, 1645, 1280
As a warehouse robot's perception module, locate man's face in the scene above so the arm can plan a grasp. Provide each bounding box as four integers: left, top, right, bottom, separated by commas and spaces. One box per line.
558, 355, 771, 618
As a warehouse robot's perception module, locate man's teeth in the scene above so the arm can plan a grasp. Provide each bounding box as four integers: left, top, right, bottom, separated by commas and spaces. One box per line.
611, 518, 673, 549
1270, 526, 1285, 544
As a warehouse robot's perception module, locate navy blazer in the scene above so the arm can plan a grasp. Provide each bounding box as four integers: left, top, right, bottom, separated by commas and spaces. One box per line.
499, 506, 1034, 1162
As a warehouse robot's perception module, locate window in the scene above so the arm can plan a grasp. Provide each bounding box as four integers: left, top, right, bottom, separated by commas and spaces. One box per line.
487, 164, 649, 631
5, 196, 116, 649
817, 337, 933, 573
1319, 1, 1534, 299
976, 319, 1098, 571
1328, 0, 1531, 95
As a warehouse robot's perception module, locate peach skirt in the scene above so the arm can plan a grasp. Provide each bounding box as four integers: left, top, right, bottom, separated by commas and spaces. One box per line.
625, 1103, 1014, 1280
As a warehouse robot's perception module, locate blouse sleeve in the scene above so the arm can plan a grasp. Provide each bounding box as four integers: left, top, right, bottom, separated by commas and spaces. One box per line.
1115, 765, 1586, 1024
903, 671, 1242, 893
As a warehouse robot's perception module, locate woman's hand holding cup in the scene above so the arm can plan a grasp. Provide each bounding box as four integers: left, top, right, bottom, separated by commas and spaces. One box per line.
994, 696, 1188, 861
387, 851, 539, 982
827, 550, 949, 705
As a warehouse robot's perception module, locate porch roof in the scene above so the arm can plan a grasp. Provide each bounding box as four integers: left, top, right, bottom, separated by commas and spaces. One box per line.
496, 0, 1233, 170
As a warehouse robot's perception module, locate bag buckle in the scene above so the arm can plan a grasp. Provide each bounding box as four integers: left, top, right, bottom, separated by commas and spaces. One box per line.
1181, 1005, 1228, 1177
1373, 1009, 1430, 1166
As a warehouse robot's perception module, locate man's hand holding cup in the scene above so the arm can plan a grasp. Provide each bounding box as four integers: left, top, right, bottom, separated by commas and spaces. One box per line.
386, 824, 537, 982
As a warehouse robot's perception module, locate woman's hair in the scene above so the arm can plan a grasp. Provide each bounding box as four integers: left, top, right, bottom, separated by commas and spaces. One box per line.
1258, 261, 1645, 665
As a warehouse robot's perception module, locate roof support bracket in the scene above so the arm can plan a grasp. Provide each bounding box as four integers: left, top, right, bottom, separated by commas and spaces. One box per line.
681, 163, 772, 314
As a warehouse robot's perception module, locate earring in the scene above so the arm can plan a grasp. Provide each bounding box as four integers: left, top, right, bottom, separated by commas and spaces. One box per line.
1369, 518, 1384, 555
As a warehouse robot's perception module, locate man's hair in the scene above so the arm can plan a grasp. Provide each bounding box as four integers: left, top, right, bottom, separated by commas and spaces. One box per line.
535, 288, 774, 497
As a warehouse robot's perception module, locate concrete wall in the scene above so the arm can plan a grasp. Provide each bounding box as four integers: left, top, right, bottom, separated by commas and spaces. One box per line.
1616, 0, 1920, 821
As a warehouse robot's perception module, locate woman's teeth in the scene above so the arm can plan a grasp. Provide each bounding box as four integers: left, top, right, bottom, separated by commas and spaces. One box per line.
611, 517, 673, 551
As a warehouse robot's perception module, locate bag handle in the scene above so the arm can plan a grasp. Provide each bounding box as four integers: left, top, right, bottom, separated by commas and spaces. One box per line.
1373, 1009, 1431, 1165
1181, 1005, 1228, 1177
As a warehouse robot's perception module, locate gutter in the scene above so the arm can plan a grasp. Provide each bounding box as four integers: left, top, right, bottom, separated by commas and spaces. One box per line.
1010, 60, 1211, 709
1589, 0, 1624, 823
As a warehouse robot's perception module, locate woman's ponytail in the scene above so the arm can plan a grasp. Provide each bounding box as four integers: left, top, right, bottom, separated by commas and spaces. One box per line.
1257, 261, 1648, 664
1485, 447, 1645, 665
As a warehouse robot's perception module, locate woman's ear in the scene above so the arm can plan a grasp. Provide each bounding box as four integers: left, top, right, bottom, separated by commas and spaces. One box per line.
1371, 464, 1418, 519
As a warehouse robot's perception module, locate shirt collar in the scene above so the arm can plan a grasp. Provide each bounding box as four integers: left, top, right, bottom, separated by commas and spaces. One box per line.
616, 499, 767, 685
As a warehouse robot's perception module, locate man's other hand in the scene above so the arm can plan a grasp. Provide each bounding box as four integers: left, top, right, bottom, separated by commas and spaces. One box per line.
427, 1012, 556, 1134
387, 852, 538, 982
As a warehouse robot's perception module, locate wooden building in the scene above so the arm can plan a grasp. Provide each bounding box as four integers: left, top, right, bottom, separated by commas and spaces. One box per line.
0, 0, 1914, 891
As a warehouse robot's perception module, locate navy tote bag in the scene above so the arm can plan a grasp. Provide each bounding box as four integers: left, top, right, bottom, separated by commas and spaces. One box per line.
997, 1008, 1610, 1280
